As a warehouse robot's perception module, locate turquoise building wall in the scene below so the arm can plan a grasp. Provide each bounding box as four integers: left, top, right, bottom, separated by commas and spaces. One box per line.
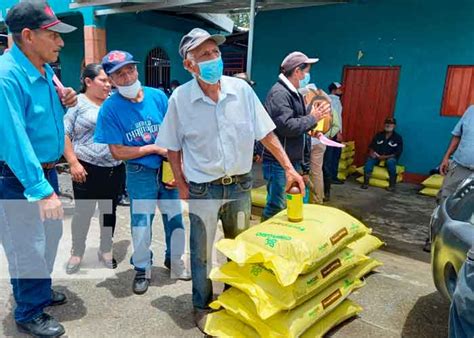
251, 0, 474, 174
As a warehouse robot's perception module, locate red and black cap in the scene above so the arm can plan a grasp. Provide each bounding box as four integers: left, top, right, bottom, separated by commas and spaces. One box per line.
5, 1, 77, 34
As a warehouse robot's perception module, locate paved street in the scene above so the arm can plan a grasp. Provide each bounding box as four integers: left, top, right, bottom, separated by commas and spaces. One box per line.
0, 171, 450, 337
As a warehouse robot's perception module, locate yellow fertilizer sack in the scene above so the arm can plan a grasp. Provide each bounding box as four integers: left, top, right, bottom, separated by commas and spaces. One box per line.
338, 157, 355, 170
348, 234, 385, 256
340, 151, 355, 161
356, 175, 403, 188
205, 310, 259, 338
348, 165, 357, 175
210, 247, 366, 319
342, 141, 355, 152
337, 171, 348, 181
210, 266, 369, 338
356, 165, 405, 180
251, 185, 267, 208
301, 299, 363, 338
419, 187, 439, 197
421, 174, 444, 189
216, 204, 371, 286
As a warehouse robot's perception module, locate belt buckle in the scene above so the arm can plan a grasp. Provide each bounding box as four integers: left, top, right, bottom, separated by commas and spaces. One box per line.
221, 175, 233, 185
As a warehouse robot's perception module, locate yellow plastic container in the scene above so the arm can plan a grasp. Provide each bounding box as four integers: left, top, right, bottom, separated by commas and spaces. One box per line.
287, 186, 303, 222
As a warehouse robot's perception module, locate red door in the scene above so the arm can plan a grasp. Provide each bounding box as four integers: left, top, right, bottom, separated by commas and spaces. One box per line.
342, 66, 401, 166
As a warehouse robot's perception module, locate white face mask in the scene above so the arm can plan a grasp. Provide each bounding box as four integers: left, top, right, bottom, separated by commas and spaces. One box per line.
116, 80, 141, 99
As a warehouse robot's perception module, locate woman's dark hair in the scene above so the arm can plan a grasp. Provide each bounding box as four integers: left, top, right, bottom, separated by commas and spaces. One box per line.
280, 63, 308, 78
79, 63, 104, 93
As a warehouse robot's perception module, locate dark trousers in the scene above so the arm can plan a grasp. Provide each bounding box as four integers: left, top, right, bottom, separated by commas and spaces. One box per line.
70, 160, 125, 257
0, 163, 62, 322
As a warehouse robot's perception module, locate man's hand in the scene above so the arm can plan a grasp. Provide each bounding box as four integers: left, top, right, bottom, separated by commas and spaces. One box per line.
253, 154, 263, 163
310, 101, 331, 121
59, 87, 78, 108
285, 168, 306, 197
163, 179, 178, 190
440, 158, 450, 176
70, 161, 87, 183
176, 180, 190, 200
38, 193, 64, 221
369, 149, 379, 159
152, 145, 168, 158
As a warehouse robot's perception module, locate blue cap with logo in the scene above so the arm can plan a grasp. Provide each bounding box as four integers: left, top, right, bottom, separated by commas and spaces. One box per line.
101, 50, 139, 75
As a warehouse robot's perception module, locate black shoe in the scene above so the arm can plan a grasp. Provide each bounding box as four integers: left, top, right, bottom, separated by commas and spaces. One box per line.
97, 251, 117, 269
386, 185, 396, 192
194, 308, 212, 334
16, 313, 65, 337
65, 260, 81, 275
50, 291, 67, 306
332, 179, 345, 185
361, 174, 370, 189
164, 258, 170, 270
133, 271, 150, 295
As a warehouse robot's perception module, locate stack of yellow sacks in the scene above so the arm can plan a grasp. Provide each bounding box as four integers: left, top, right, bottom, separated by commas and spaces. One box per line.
419, 174, 444, 197
338, 141, 357, 181
355, 162, 405, 189
251, 185, 267, 208
205, 204, 384, 337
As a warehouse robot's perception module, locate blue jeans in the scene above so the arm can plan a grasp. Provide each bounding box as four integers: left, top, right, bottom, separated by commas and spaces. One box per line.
262, 159, 301, 221
0, 164, 62, 322
126, 163, 185, 272
364, 157, 397, 179
188, 174, 252, 309
449, 255, 474, 338
324, 140, 342, 181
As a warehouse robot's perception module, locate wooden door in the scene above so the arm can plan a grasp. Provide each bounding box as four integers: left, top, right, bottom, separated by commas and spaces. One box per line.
342, 66, 401, 166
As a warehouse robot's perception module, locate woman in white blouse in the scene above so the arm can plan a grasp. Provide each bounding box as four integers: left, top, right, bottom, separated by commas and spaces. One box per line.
64, 64, 125, 274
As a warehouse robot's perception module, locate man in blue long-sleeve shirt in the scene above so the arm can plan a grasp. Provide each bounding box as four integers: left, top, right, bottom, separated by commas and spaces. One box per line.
0, 2, 77, 336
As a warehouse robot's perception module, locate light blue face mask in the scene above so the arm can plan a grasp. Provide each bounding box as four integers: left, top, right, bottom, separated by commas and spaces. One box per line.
299, 72, 311, 88
197, 56, 224, 85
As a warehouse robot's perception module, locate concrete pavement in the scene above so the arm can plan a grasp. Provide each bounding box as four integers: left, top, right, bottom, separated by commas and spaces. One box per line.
0, 173, 450, 337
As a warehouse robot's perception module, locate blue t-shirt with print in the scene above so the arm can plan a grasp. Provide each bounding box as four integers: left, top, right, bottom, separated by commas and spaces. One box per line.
95, 86, 167, 169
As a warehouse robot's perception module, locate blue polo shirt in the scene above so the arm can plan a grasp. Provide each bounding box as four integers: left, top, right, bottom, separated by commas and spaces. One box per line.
0, 45, 65, 201
94, 87, 167, 169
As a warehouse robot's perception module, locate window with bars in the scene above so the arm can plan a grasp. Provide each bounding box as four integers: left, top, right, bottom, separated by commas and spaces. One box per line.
441, 65, 474, 117
146, 47, 171, 90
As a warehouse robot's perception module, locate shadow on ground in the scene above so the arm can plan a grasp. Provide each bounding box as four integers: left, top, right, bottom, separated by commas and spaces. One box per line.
96, 266, 177, 298
151, 294, 195, 331
401, 291, 450, 338
2, 285, 86, 337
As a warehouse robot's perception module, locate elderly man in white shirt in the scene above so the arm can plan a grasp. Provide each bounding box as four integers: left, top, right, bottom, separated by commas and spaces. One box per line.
157, 28, 304, 332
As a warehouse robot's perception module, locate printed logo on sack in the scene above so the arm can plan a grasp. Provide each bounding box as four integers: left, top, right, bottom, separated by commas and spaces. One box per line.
108, 51, 127, 62
321, 289, 342, 310
330, 228, 349, 246
321, 259, 342, 278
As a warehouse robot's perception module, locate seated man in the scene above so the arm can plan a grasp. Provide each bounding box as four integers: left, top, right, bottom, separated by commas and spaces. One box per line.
361, 117, 403, 191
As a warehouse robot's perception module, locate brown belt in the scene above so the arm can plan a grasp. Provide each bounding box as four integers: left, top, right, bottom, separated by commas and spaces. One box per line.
210, 173, 251, 186
41, 162, 57, 170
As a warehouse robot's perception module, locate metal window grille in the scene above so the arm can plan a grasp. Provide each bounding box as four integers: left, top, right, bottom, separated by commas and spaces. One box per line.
146, 47, 171, 89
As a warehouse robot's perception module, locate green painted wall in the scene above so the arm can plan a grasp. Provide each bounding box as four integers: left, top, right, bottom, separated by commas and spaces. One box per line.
59, 14, 84, 91
252, 0, 474, 174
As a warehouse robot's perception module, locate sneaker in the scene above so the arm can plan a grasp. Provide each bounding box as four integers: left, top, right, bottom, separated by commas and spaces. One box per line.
170, 259, 191, 281
133, 270, 151, 295
16, 313, 65, 337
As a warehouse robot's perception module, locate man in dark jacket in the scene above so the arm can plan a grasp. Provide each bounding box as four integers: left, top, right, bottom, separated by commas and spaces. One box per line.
261, 51, 330, 220
361, 117, 403, 191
